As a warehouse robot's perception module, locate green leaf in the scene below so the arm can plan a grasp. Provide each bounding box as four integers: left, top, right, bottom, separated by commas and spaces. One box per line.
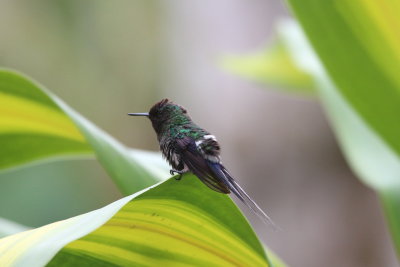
277, 19, 400, 257
0, 70, 91, 169
224, 16, 400, 258
222, 39, 314, 93
0, 69, 169, 194
0, 218, 30, 238
0, 175, 276, 267
286, 0, 400, 160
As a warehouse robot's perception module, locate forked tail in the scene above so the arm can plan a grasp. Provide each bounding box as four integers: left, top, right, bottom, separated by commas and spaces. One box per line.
209, 163, 278, 229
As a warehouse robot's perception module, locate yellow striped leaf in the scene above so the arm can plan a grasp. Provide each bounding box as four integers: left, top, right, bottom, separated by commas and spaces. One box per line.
279, 20, 400, 257
287, 0, 400, 160
0, 175, 276, 267
0, 70, 90, 170
237, 18, 400, 259
0, 69, 167, 194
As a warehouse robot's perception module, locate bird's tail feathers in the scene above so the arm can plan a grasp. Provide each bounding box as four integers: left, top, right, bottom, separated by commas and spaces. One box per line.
209, 163, 277, 229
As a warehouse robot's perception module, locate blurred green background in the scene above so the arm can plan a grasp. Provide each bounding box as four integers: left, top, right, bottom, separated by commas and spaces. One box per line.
0, 1, 397, 266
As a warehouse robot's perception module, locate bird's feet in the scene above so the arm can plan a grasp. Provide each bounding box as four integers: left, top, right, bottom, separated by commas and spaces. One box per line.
170, 169, 184, 180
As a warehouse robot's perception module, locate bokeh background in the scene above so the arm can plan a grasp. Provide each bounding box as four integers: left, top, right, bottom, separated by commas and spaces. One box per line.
0, 1, 397, 266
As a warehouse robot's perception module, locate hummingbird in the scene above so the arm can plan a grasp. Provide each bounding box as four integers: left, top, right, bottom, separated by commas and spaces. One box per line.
129, 99, 274, 226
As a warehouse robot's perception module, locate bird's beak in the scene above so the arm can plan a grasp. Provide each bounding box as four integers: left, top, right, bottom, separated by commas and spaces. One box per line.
128, 113, 149, 117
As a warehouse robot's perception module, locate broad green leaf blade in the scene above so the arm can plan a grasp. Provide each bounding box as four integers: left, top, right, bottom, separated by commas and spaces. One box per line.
0, 69, 169, 193
0, 186, 142, 267
49, 176, 270, 266
278, 19, 400, 257
286, 0, 400, 159
223, 39, 314, 93
224, 17, 400, 258
0, 175, 276, 267
0, 218, 30, 238
0, 71, 91, 169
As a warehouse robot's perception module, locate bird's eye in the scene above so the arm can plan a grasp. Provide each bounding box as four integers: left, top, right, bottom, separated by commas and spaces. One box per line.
149, 109, 158, 118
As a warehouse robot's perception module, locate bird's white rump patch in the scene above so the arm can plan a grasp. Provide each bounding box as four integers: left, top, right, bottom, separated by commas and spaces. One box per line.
203, 135, 217, 141
195, 135, 216, 147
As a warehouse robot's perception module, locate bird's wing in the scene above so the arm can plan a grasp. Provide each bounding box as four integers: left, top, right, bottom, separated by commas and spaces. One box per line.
176, 136, 275, 226
175, 137, 230, 194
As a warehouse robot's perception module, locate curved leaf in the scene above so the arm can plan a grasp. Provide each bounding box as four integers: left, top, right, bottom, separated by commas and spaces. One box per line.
0, 69, 169, 194
0, 71, 91, 169
278, 19, 400, 257
224, 17, 400, 258
286, 0, 400, 159
0, 175, 273, 267
0, 218, 30, 238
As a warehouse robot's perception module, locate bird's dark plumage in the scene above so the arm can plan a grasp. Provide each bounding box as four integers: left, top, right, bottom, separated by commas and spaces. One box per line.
129, 99, 274, 226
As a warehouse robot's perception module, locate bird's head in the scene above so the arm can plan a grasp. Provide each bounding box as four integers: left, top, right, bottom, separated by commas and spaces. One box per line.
129, 99, 191, 134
